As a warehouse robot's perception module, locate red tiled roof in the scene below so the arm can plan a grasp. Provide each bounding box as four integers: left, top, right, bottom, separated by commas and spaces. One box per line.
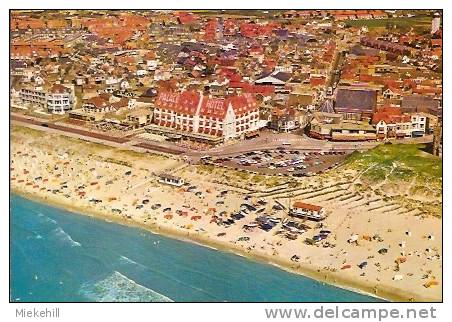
310, 76, 326, 87
240, 23, 274, 38
49, 84, 70, 94
293, 201, 323, 212
200, 97, 228, 119
412, 86, 442, 95
86, 96, 109, 109
385, 85, 403, 94
176, 12, 198, 25
228, 94, 258, 116
11, 46, 33, 58
156, 90, 258, 119
372, 107, 411, 124
156, 91, 201, 116
11, 18, 45, 30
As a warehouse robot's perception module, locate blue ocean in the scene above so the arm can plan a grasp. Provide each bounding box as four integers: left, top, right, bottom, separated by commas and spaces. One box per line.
10, 194, 382, 302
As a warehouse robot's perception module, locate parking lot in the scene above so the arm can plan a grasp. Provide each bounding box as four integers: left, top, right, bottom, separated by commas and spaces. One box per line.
203, 148, 350, 177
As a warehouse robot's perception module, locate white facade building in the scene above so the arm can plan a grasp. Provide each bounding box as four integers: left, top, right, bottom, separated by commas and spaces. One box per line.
153, 91, 260, 140
375, 113, 429, 138
19, 84, 74, 113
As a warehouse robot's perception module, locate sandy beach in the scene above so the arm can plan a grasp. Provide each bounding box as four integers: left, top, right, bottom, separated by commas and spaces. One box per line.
10, 125, 442, 302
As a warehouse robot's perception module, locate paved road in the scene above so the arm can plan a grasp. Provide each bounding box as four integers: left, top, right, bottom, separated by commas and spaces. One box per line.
11, 114, 129, 144
12, 113, 433, 162
204, 132, 380, 157
12, 117, 184, 156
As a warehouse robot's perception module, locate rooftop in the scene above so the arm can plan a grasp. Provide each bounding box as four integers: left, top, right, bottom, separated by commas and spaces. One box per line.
335, 87, 377, 112
293, 201, 323, 212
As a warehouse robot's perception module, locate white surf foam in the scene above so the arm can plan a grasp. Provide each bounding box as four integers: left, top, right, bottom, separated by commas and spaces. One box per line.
119, 255, 139, 265
37, 213, 57, 225
79, 271, 173, 302
188, 240, 218, 251
52, 227, 81, 247
118, 255, 147, 269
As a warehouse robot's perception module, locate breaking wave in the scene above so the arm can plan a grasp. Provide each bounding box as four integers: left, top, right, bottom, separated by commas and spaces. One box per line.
37, 212, 57, 225
79, 271, 173, 302
119, 255, 139, 265
52, 227, 81, 247
118, 255, 147, 269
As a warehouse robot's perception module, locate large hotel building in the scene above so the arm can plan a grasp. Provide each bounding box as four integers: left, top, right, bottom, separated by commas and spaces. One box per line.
152, 91, 260, 140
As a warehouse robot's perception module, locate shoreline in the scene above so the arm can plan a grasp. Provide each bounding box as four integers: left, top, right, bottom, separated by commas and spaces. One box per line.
12, 187, 439, 303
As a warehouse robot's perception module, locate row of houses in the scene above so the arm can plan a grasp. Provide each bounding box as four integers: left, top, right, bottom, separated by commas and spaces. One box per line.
373, 107, 429, 139
309, 109, 431, 141
305, 83, 439, 141
360, 37, 413, 56
10, 11, 441, 147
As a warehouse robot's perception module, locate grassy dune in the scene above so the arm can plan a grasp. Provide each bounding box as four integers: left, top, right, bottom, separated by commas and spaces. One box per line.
345, 143, 441, 182
342, 143, 442, 217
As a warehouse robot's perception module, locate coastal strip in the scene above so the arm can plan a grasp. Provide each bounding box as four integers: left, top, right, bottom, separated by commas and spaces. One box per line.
10, 125, 441, 302
11, 188, 433, 303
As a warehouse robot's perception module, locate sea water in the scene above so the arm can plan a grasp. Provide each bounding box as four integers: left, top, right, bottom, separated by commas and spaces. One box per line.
10, 194, 383, 302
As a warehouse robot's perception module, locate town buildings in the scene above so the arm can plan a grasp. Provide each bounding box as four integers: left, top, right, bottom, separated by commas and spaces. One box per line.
255, 71, 292, 94
269, 107, 308, 132
10, 10, 442, 147
19, 84, 74, 113
372, 107, 429, 139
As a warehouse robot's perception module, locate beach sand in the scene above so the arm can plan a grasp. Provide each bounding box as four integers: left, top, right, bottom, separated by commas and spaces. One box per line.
10, 125, 442, 302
